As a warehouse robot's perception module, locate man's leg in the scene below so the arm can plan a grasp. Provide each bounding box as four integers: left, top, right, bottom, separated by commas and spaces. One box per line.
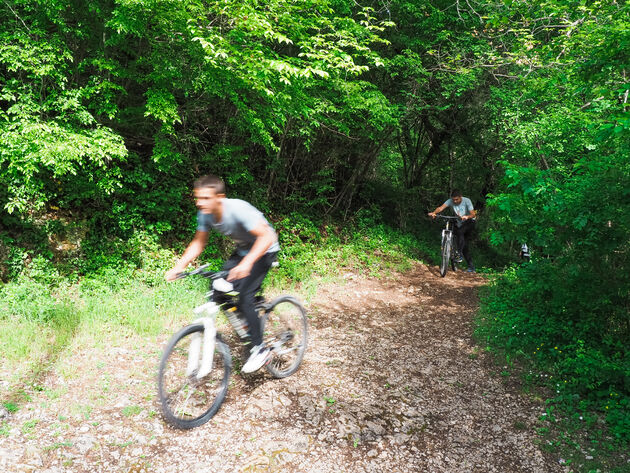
233, 253, 276, 373
460, 220, 475, 270
452, 232, 463, 262
231, 252, 276, 346
454, 225, 466, 264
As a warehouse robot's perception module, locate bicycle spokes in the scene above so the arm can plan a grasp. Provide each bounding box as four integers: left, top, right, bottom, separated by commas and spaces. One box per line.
158, 324, 230, 429
263, 297, 307, 378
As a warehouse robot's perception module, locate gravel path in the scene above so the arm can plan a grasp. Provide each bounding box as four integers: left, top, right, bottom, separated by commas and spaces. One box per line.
0, 263, 564, 472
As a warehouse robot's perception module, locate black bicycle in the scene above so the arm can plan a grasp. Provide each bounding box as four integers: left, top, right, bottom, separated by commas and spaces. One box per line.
157, 264, 308, 429
435, 215, 461, 277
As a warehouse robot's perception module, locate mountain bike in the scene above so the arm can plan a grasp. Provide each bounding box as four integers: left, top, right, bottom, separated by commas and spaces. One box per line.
157, 264, 308, 429
435, 215, 461, 277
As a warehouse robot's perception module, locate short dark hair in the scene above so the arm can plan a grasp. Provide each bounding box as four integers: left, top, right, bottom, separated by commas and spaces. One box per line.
194, 175, 225, 194
450, 189, 462, 198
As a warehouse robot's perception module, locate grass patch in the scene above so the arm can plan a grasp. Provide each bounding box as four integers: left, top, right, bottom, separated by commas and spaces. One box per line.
2, 401, 18, 413
121, 405, 143, 417
43, 441, 73, 451
0, 218, 423, 415
266, 217, 425, 295
21, 419, 39, 434
476, 329, 629, 472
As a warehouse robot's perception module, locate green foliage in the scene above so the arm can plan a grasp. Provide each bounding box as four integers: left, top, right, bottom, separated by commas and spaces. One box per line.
480, 149, 630, 443
1, 0, 628, 464
0, 23, 128, 214
477, 262, 630, 445
0, 276, 69, 323
269, 211, 420, 287
474, 0, 630, 454
2, 402, 18, 413
71, 229, 180, 287
0, 0, 394, 233
0, 235, 28, 280
481, 159, 630, 443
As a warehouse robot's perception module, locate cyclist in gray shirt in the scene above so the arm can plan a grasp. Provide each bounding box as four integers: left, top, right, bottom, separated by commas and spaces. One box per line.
429, 189, 477, 272
166, 175, 279, 373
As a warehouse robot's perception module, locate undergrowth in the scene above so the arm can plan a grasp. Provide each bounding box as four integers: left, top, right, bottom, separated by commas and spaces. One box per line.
0, 214, 424, 397
475, 263, 629, 473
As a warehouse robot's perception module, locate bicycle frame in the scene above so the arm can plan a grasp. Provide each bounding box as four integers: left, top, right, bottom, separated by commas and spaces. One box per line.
185, 276, 238, 380
435, 215, 460, 277
187, 300, 221, 380
437, 216, 459, 248
171, 262, 305, 379
442, 219, 454, 243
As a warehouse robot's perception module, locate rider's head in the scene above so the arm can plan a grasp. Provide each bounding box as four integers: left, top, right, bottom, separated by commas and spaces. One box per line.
193, 175, 225, 215
451, 189, 462, 205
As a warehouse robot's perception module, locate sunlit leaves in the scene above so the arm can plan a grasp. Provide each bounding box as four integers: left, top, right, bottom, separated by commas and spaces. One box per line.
185, 0, 388, 87
0, 3, 128, 214
0, 121, 127, 213
144, 89, 181, 129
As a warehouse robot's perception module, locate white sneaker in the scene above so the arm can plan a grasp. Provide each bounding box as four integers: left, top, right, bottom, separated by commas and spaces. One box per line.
242, 344, 271, 373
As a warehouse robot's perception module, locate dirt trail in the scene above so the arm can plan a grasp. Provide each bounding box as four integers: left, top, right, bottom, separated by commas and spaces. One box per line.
0, 263, 564, 473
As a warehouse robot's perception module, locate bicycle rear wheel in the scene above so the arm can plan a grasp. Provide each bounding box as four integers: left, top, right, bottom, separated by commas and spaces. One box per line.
262, 296, 308, 378
157, 324, 231, 429
440, 232, 452, 277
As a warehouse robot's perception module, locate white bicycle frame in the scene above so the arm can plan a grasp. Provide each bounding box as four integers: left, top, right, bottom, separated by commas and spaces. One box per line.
186, 278, 234, 380
442, 228, 453, 254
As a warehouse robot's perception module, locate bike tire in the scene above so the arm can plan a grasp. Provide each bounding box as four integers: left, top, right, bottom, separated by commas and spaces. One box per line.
262, 296, 308, 378
440, 233, 451, 277
157, 325, 231, 429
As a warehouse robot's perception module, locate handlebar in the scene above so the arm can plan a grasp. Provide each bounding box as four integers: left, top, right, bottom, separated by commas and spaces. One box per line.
433, 215, 461, 220
175, 264, 229, 280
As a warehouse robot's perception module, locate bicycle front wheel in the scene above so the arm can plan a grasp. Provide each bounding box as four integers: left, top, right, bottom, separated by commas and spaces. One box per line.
157, 324, 231, 429
262, 296, 308, 378
440, 232, 452, 277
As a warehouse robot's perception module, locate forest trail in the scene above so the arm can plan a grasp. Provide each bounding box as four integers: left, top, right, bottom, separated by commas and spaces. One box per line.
0, 263, 564, 473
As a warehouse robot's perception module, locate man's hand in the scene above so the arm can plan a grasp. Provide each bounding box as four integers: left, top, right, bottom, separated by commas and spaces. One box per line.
165, 266, 184, 282
428, 212, 436, 219
228, 261, 253, 281
461, 215, 470, 221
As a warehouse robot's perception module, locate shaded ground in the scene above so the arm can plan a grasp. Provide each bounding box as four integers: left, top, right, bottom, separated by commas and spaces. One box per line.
0, 263, 564, 472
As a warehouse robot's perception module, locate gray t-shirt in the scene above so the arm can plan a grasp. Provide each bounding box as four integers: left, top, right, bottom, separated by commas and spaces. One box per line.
443, 197, 474, 227
197, 199, 280, 256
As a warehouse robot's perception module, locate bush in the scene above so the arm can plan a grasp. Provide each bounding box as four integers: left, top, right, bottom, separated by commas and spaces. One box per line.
477, 261, 630, 442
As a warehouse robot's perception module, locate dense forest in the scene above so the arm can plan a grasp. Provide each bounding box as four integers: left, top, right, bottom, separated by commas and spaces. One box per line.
1, 0, 628, 466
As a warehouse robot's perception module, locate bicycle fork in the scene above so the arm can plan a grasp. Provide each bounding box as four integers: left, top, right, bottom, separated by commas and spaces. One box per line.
187, 301, 219, 380
441, 229, 451, 250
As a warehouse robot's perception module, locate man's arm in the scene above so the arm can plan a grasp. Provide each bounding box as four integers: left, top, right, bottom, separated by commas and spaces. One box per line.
461, 208, 477, 220
428, 203, 448, 218
165, 230, 209, 281
461, 201, 477, 220
227, 220, 275, 281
